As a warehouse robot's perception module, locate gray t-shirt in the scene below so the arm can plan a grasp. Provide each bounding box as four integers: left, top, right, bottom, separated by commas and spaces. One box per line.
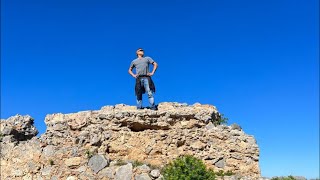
130, 56, 155, 76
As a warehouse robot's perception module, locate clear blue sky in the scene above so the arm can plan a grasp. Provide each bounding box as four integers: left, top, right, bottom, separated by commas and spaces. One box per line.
1, 0, 319, 178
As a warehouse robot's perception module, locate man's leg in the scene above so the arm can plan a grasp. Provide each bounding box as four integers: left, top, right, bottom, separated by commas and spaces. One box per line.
143, 78, 155, 109
136, 78, 143, 109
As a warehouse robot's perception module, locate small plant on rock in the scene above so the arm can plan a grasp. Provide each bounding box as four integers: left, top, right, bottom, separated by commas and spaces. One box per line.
49, 159, 54, 165
132, 160, 144, 167
224, 170, 234, 176
114, 159, 127, 166
85, 150, 94, 158
215, 170, 234, 177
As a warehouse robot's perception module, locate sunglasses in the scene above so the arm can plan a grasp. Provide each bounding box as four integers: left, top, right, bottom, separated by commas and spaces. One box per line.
138, 49, 144, 51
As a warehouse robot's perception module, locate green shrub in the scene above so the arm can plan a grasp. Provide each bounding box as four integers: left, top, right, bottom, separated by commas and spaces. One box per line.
162, 155, 216, 180
212, 113, 229, 126
271, 176, 296, 180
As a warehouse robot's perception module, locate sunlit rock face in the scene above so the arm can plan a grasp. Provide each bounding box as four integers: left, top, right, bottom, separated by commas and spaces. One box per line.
1, 102, 260, 179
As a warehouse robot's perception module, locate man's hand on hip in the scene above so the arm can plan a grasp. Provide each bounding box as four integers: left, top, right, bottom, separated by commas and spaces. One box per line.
147, 72, 154, 76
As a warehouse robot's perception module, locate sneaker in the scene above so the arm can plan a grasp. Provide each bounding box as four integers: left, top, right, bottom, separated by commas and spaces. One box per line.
150, 106, 157, 110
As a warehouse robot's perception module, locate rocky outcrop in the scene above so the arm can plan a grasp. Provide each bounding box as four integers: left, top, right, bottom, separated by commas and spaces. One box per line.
0, 102, 261, 179
0, 114, 38, 143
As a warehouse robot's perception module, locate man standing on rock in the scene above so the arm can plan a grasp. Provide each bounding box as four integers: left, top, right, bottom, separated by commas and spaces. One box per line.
128, 48, 158, 110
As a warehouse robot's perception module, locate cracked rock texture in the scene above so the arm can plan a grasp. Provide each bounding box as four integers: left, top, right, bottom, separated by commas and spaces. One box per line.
0, 102, 260, 179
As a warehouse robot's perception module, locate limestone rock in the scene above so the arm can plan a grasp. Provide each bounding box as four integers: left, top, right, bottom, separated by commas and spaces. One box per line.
88, 154, 110, 173
115, 163, 133, 180
231, 123, 242, 131
65, 157, 82, 167
150, 169, 161, 178
1, 102, 261, 179
214, 158, 225, 168
0, 114, 38, 142
66, 176, 77, 180
191, 141, 206, 150
43, 145, 55, 156
98, 166, 117, 179
135, 173, 152, 180
136, 164, 151, 173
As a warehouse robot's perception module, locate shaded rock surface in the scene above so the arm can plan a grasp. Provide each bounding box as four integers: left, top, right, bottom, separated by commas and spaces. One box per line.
1, 102, 261, 179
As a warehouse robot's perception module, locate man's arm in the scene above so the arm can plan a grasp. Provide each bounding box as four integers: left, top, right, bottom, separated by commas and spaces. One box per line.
128, 66, 137, 78
147, 62, 158, 76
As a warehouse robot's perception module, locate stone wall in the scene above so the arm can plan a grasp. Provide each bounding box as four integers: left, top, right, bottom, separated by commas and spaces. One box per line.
0, 102, 260, 179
